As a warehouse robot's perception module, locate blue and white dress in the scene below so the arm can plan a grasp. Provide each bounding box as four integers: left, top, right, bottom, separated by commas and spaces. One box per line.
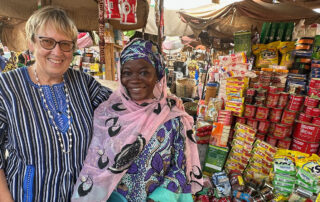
0, 67, 111, 201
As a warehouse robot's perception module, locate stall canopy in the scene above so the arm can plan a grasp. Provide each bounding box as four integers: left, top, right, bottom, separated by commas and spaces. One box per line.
179, 0, 320, 40
140, 6, 193, 36
0, 0, 149, 51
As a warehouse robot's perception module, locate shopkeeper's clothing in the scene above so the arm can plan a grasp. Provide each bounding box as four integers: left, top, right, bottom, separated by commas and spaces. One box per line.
0, 67, 112, 201
115, 117, 193, 202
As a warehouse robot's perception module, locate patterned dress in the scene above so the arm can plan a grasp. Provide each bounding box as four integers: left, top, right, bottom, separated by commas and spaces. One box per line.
116, 117, 192, 201
0, 67, 112, 201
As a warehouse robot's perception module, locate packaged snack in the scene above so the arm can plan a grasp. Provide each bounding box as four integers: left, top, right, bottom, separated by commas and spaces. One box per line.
203, 145, 229, 176
260, 22, 272, 44
296, 167, 317, 187
273, 156, 296, 176
253, 41, 280, 68
120, 0, 137, 24
211, 171, 232, 198
205, 98, 222, 122
278, 41, 295, 68
105, 0, 121, 19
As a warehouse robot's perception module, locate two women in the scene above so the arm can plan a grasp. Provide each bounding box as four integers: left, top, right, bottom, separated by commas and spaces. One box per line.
72, 39, 203, 201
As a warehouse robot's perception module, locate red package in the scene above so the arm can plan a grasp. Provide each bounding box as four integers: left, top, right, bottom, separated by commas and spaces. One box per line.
105, 0, 121, 19
120, 0, 137, 24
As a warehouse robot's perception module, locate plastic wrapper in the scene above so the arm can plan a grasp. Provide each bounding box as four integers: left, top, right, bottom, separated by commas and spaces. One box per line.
205, 98, 222, 122
211, 171, 231, 198
252, 41, 280, 68
279, 41, 295, 68
105, 0, 121, 19
120, 0, 137, 24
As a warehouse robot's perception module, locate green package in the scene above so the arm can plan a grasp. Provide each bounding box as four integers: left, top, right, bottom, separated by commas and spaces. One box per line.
273, 180, 295, 189
234, 31, 252, 56
260, 22, 272, 44
203, 144, 229, 176
312, 35, 320, 60
284, 22, 294, 41
296, 180, 317, 193
296, 168, 317, 187
269, 22, 280, 43
274, 174, 296, 184
273, 157, 296, 176
276, 22, 286, 41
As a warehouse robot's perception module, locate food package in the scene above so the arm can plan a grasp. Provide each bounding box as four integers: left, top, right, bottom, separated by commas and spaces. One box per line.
203, 144, 229, 176
120, 0, 137, 24
105, 0, 121, 19
252, 41, 280, 68
279, 41, 295, 68
210, 122, 231, 147
205, 98, 222, 122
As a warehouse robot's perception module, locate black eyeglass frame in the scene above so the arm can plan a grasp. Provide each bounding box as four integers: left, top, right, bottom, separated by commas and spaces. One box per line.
34, 34, 75, 52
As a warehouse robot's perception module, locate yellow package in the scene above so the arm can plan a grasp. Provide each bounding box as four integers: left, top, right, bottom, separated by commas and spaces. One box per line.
296, 154, 320, 184
253, 41, 280, 68
278, 41, 295, 68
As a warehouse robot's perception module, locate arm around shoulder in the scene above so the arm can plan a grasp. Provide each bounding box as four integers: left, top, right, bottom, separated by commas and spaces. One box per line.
0, 169, 13, 202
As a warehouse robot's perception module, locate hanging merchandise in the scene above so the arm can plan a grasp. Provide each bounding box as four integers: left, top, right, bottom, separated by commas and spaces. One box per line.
120, 0, 137, 24
105, 0, 121, 19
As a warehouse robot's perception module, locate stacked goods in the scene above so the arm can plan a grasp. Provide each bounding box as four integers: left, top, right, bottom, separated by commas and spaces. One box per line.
211, 110, 232, 147
279, 41, 295, 69
286, 73, 308, 94
225, 123, 256, 173
291, 37, 314, 74
260, 22, 294, 44
252, 41, 280, 69
310, 36, 320, 80
271, 149, 320, 200
244, 140, 277, 183
225, 77, 249, 117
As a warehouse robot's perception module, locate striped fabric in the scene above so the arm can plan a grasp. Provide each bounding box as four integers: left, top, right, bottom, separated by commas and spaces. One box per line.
0, 67, 112, 201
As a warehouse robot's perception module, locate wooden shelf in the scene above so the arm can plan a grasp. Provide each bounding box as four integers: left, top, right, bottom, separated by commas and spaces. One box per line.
114, 44, 123, 49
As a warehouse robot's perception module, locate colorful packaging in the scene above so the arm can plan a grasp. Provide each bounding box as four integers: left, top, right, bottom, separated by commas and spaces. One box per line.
253, 41, 280, 68
203, 145, 229, 176
105, 0, 121, 19
278, 41, 295, 68
120, 0, 137, 24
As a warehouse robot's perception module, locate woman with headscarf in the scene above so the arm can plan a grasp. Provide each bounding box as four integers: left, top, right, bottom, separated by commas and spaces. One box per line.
72, 38, 203, 202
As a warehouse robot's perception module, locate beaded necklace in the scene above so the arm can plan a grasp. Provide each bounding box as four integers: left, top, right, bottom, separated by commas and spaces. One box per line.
33, 66, 72, 153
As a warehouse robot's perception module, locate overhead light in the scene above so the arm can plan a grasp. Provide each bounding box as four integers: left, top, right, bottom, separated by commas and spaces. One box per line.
272, 0, 280, 4
313, 8, 320, 13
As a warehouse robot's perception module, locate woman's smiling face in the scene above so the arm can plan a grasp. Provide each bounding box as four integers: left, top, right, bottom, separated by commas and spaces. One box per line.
121, 59, 158, 101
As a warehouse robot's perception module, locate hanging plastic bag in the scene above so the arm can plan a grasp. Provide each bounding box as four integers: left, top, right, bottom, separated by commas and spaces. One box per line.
120, 0, 137, 24
105, 0, 121, 19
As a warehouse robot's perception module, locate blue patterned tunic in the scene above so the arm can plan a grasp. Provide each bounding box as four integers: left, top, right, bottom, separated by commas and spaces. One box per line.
0, 67, 111, 201
116, 117, 192, 201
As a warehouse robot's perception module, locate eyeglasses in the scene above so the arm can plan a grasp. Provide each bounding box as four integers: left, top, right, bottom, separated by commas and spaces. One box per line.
35, 35, 75, 52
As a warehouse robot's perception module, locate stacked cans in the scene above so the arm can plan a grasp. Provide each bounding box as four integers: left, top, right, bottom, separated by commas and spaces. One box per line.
242, 88, 300, 149
290, 92, 320, 154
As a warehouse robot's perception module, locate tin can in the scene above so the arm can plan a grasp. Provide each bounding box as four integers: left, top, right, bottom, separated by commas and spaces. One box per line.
269, 122, 276, 134
258, 120, 270, 134
246, 88, 256, 96
255, 106, 269, 120
305, 106, 320, 117
255, 97, 265, 106
312, 117, 320, 126
281, 109, 297, 126
293, 121, 320, 142
247, 118, 259, 129
256, 133, 266, 141
304, 96, 319, 108
277, 137, 292, 149
244, 105, 256, 118
268, 86, 278, 93
257, 89, 267, 98
269, 108, 283, 123
266, 93, 280, 108
236, 117, 247, 125
277, 92, 289, 108
273, 123, 288, 139
266, 135, 278, 146
299, 113, 312, 122
291, 138, 320, 154
287, 95, 304, 111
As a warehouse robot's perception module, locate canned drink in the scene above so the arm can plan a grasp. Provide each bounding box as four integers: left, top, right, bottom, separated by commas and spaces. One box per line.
305, 106, 320, 117
304, 96, 319, 108
266, 93, 280, 108
273, 123, 288, 139
281, 109, 297, 126
269, 108, 283, 123
299, 113, 312, 122
312, 117, 320, 126
244, 105, 256, 118
287, 95, 304, 111
291, 138, 320, 154
277, 92, 289, 108
255, 106, 269, 120
258, 120, 270, 134
236, 117, 247, 125
293, 121, 320, 142
266, 135, 278, 146
247, 118, 259, 129
256, 133, 266, 141
277, 137, 292, 149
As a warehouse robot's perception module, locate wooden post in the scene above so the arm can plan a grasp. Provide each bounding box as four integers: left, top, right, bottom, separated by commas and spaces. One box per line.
157, 0, 164, 52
